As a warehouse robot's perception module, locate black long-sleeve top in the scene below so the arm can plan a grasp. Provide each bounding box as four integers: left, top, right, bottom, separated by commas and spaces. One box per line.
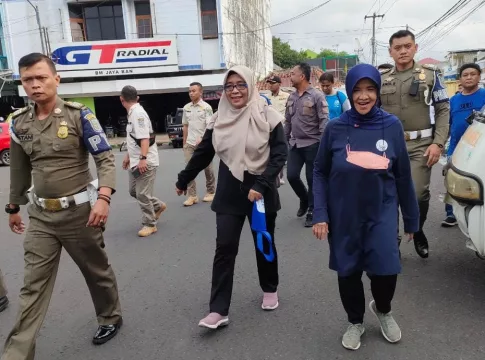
176, 123, 288, 215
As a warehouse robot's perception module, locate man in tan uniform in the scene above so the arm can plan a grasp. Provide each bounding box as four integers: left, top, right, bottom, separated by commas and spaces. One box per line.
380, 30, 450, 258
121, 85, 167, 237
181, 82, 215, 206
0, 269, 8, 313
267, 75, 290, 185
2, 53, 122, 360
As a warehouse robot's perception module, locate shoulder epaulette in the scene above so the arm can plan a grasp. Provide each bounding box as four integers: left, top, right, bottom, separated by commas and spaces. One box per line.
421, 64, 437, 71
64, 101, 84, 109
11, 106, 30, 119
379, 68, 392, 75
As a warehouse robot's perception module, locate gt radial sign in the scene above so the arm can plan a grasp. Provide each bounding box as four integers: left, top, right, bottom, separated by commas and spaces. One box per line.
51, 38, 178, 78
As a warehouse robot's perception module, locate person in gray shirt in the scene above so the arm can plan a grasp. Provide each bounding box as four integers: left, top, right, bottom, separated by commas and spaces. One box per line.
285, 63, 329, 227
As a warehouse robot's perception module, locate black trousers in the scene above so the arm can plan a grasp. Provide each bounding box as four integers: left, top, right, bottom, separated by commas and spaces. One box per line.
287, 142, 319, 211
338, 272, 397, 324
210, 212, 278, 316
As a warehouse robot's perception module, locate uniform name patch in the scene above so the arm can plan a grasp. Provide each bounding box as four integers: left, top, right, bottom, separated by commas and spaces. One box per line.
18, 134, 33, 142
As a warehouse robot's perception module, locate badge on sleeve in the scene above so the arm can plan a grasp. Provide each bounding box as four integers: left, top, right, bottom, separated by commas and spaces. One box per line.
57, 121, 68, 139
137, 117, 145, 128
80, 107, 111, 155
431, 71, 449, 103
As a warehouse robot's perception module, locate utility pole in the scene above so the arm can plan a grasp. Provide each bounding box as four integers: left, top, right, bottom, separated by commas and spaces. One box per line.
364, 12, 384, 66
406, 24, 415, 32
27, 0, 45, 54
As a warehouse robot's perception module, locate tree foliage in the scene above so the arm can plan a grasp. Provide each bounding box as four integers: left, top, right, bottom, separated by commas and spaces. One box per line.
272, 37, 306, 69
272, 37, 350, 69
316, 48, 349, 58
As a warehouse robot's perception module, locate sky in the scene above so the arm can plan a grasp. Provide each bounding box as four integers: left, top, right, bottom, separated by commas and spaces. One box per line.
270, 0, 485, 65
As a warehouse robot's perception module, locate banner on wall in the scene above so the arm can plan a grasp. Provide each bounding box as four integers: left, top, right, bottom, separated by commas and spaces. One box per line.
51, 37, 178, 79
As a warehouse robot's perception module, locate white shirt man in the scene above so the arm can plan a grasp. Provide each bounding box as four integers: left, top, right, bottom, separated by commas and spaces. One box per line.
126, 103, 159, 168
121, 86, 166, 237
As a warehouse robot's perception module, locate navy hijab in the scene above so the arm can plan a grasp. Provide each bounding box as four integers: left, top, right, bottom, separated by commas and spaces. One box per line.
342, 63, 398, 130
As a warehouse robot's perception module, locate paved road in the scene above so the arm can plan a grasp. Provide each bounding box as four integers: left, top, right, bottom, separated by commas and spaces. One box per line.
1, 147, 484, 360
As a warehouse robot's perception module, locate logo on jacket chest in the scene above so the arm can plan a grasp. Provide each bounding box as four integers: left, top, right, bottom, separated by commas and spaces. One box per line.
376, 139, 388, 151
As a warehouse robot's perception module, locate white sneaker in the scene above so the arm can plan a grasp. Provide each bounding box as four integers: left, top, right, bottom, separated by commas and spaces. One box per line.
342, 323, 365, 350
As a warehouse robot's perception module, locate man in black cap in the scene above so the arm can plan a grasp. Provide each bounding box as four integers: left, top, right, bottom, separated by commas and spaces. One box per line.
267, 76, 290, 117
266, 75, 290, 185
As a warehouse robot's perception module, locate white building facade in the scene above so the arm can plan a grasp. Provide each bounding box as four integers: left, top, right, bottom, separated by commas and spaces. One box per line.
0, 0, 272, 129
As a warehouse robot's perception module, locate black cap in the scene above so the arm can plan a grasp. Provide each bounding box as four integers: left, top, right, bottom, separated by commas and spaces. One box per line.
266, 75, 281, 84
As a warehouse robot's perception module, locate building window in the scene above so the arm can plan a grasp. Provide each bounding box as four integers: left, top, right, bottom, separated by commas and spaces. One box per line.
200, 0, 218, 39
68, 2, 125, 42
69, 5, 86, 41
135, 2, 153, 38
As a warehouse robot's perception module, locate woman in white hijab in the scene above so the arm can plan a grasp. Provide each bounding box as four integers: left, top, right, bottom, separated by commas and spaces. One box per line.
176, 65, 288, 329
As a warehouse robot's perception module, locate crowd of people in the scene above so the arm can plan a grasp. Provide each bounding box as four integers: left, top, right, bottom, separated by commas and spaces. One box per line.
1, 27, 481, 358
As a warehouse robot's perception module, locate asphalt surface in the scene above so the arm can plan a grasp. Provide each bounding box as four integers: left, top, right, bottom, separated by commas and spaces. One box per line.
0, 146, 485, 360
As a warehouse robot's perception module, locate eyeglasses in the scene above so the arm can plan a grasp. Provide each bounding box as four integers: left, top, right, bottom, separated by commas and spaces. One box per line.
224, 83, 248, 92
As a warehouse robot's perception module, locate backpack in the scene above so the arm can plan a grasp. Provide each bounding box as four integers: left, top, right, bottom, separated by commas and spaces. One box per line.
335, 91, 345, 113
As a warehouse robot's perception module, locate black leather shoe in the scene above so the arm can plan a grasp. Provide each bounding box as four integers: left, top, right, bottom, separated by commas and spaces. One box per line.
304, 212, 313, 228
413, 231, 429, 258
0, 296, 8, 313
92, 318, 122, 345
297, 200, 309, 218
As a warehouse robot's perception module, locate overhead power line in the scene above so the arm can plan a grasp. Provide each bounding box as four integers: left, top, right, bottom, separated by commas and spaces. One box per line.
416, 0, 472, 38
419, 0, 485, 52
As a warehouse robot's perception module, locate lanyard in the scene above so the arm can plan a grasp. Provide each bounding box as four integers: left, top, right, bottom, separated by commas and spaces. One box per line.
251, 199, 275, 262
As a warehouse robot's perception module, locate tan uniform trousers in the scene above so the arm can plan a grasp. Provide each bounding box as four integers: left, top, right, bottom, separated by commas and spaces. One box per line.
0, 269, 7, 298
129, 166, 164, 227
183, 143, 215, 197
407, 137, 433, 203
1, 202, 122, 360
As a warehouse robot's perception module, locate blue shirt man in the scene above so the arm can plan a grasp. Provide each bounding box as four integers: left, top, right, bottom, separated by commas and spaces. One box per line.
443, 63, 485, 227
447, 89, 485, 156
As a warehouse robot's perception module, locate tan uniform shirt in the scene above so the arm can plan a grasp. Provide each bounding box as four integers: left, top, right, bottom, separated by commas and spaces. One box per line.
126, 103, 159, 168
380, 63, 450, 146
9, 97, 116, 204
268, 90, 290, 121
182, 99, 213, 146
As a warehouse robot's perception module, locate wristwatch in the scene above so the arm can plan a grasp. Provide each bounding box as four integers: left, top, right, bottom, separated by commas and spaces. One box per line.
139, 155, 147, 160
5, 204, 20, 214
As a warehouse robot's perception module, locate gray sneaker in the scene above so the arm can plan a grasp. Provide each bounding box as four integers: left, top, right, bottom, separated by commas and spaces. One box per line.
342, 323, 365, 350
369, 300, 401, 343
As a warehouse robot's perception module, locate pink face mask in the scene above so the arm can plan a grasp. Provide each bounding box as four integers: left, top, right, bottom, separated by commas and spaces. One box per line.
346, 144, 390, 170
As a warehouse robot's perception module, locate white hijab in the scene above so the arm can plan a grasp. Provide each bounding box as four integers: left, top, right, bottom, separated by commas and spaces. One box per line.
207, 65, 284, 182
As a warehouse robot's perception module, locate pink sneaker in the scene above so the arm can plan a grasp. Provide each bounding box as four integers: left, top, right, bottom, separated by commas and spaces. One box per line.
262, 292, 279, 310
198, 313, 229, 329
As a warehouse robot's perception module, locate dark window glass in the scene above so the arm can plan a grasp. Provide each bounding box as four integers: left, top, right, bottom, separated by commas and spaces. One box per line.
68, 5, 83, 19
201, 12, 218, 39
99, 6, 113, 17
114, 4, 123, 17
86, 18, 102, 40
101, 17, 116, 39
84, 6, 99, 19
82, 2, 125, 41
115, 17, 125, 39
200, 0, 216, 11
135, 3, 151, 16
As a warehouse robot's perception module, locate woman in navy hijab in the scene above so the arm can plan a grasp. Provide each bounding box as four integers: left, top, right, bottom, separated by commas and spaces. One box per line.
312, 64, 419, 350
